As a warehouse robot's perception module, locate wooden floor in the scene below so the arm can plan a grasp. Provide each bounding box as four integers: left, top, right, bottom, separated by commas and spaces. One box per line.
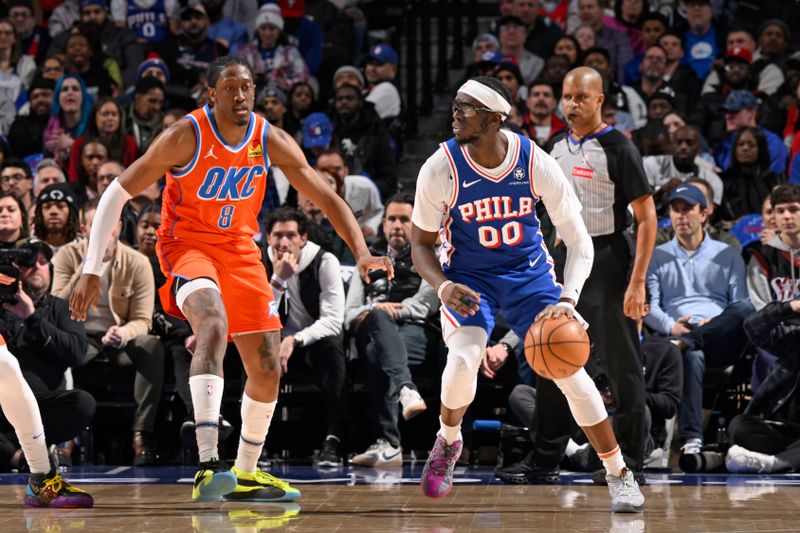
1, 482, 799, 532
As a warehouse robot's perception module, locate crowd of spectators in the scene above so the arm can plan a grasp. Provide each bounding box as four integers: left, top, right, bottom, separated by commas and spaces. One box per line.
1, 0, 800, 475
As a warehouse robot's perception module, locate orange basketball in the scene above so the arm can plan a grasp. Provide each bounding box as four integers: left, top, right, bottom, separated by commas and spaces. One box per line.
524, 315, 590, 380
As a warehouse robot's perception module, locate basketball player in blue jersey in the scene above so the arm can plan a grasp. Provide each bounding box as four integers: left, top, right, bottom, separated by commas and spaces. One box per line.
411, 77, 645, 512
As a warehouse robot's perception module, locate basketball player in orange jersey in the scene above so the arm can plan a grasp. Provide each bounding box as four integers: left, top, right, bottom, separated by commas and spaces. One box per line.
411, 76, 644, 512
0, 333, 92, 507
69, 56, 393, 502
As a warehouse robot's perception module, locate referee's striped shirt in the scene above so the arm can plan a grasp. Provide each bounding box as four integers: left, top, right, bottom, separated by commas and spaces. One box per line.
548, 126, 651, 237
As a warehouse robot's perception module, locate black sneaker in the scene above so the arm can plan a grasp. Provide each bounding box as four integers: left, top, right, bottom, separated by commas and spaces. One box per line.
317, 436, 343, 467
592, 467, 647, 486
495, 454, 559, 484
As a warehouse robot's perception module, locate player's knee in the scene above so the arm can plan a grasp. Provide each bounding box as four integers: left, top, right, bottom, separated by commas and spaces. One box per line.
553, 367, 607, 427
198, 312, 228, 346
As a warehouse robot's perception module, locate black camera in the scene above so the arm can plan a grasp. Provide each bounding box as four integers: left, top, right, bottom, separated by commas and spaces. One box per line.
0, 247, 37, 305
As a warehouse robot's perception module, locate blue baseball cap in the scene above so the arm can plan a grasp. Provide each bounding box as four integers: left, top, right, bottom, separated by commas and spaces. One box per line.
668, 184, 707, 208
722, 90, 758, 112
136, 56, 171, 83
302, 112, 333, 148
79, 0, 106, 8
477, 50, 504, 65
368, 44, 398, 66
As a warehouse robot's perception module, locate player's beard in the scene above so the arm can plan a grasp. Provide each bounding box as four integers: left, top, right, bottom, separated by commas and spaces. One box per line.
455, 117, 491, 145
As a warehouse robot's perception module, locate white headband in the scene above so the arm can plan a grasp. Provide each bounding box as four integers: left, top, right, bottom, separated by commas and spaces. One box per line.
457, 79, 512, 116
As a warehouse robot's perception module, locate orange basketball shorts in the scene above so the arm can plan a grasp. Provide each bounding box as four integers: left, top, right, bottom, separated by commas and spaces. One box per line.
156, 237, 282, 337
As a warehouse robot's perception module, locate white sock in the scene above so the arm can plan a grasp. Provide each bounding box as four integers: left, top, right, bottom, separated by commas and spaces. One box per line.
598, 445, 626, 477
438, 415, 462, 445
0, 345, 50, 473
190, 374, 224, 463
234, 394, 276, 472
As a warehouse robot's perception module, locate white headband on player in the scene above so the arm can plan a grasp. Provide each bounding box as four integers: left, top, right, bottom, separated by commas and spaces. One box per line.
457, 79, 512, 116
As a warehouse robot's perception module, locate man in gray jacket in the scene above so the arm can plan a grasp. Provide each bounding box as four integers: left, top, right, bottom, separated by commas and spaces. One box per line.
346, 194, 439, 466
265, 207, 347, 467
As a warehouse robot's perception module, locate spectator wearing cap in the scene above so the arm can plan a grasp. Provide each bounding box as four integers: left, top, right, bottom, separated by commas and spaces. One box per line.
47, 0, 143, 89
522, 79, 565, 147
33, 158, 67, 198
365, 43, 402, 124
53, 199, 164, 466
33, 182, 79, 254
690, 49, 760, 150
701, 26, 785, 97
576, 0, 632, 82
122, 77, 165, 155
718, 126, 786, 223
8, 77, 54, 158
460, 35, 502, 86
136, 56, 171, 88
0, 236, 95, 470
646, 88, 676, 122
1, 158, 34, 213
257, 84, 289, 131
756, 20, 790, 66
681, 0, 720, 82
512, 0, 562, 61
331, 84, 398, 201
237, 4, 309, 92
8, 0, 52, 65
302, 112, 333, 163
645, 183, 753, 458
713, 90, 788, 174
278, 0, 323, 76
333, 65, 364, 92
498, 15, 544, 85
153, 2, 228, 91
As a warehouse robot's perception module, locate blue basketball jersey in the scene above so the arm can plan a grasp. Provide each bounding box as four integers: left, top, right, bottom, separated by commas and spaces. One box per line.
439, 133, 550, 273
126, 0, 169, 43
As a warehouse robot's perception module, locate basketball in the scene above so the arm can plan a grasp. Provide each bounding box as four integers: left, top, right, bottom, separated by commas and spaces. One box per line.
524, 315, 590, 380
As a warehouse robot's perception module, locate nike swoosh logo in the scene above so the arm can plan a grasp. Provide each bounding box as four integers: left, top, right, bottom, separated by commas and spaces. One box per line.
462, 179, 481, 188
529, 256, 541, 268
381, 450, 401, 461
32, 433, 43, 440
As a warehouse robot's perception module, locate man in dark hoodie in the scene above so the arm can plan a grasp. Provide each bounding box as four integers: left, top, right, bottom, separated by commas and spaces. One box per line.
330, 84, 398, 201
748, 184, 800, 309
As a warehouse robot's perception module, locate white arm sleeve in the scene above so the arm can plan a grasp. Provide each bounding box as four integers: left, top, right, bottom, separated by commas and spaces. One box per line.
83, 179, 132, 275
557, 212, 594, 304
411, 147, 455, 232
532, 146, 593, 303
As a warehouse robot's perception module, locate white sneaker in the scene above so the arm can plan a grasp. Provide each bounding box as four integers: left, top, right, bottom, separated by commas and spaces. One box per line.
399, 386, 427, 421
351, 439, 402, 466
726, 444, 776, 474
680, 438, 703, 455
607, 468, 645, 513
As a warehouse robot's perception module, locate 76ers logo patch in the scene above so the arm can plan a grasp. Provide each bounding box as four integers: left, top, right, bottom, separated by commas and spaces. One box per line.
513, 167, 525, 180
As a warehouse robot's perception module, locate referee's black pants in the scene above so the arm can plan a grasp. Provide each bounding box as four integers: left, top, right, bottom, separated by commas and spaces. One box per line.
534, 232, 647, 471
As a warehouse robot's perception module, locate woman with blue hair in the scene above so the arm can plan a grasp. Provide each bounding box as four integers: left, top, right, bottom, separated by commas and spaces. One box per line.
43, 74, 92, 169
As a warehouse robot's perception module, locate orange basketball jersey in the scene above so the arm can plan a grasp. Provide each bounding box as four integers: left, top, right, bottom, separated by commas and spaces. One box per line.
158, 105, 270, 246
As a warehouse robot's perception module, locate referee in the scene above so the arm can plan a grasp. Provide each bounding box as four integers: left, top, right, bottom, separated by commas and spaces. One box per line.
542, 67, 656, 479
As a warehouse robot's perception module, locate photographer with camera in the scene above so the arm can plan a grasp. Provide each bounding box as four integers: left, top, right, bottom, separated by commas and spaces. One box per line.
0, 238, 95, 470
263, 207, 348, 467
644, 184, 753, 463
345, 194, 438, 467
51, 199, 163, 466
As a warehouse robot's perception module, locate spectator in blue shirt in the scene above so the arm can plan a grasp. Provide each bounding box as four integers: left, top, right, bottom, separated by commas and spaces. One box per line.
203, 0, 249, 54
644, 184, 754, 458
682, 0, 719, 81
714, 90, 788, 174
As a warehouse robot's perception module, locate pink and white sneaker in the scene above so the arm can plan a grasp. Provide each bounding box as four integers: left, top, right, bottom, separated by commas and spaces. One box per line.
420, 434, 462, 498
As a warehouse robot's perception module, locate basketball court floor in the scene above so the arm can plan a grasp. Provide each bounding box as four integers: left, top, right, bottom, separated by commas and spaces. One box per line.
1, 464, 799, 532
